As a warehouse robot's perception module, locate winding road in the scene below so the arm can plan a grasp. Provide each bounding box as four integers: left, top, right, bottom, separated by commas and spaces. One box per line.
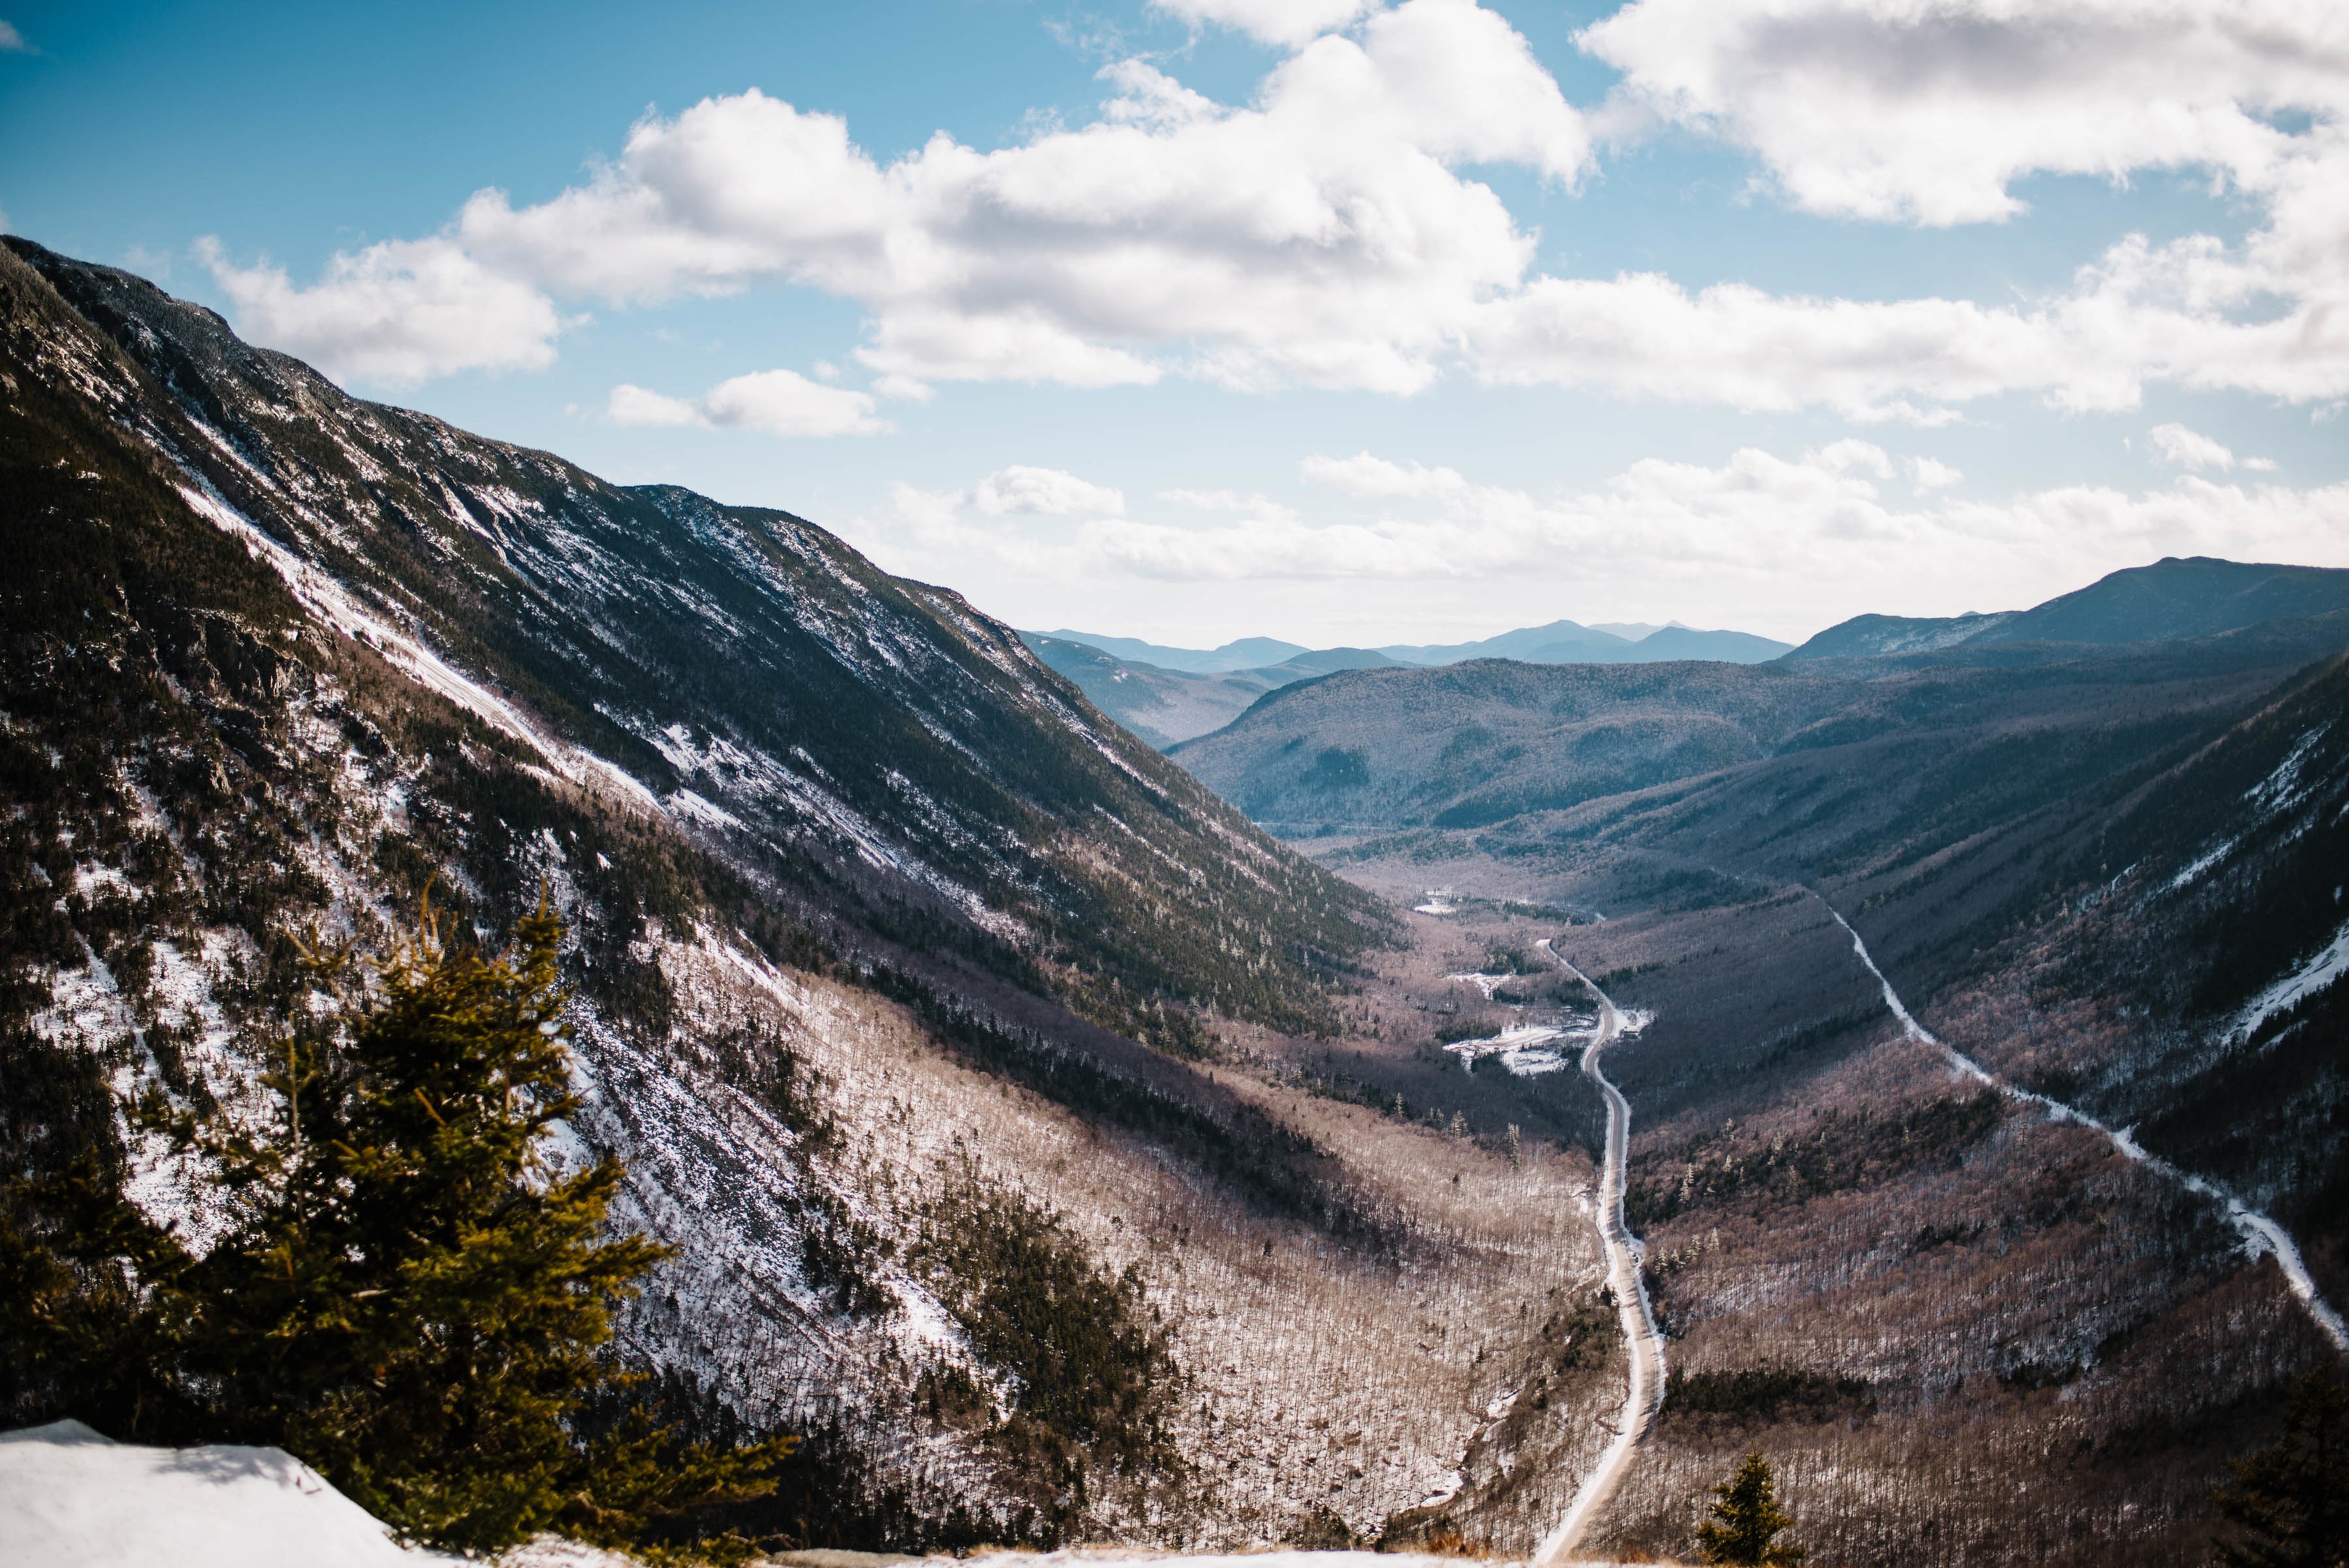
1532, 938, 1667, 1566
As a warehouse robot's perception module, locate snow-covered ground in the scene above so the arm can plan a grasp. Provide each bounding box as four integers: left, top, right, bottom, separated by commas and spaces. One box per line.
2228, 915, 2349, 1043
0, 1420, 452, 1568
1443, 1024, 1574, 1077
2, 1420, 1675, 1568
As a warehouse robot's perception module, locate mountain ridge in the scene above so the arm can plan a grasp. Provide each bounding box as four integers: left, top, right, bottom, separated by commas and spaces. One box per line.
1789, 556, 2349, 659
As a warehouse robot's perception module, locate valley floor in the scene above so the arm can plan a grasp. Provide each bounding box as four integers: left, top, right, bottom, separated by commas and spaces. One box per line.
1289, 837, 2340, 1566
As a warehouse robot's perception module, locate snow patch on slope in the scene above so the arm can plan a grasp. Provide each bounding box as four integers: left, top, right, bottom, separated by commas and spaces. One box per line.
173, 481, 662, 817
2229, 918, 2349, 1044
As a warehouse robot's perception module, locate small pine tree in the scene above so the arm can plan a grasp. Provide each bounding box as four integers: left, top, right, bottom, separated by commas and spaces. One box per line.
4, 895, 786, 1555
1696, 1449, 1805, 1565
2211, 1368, 2349, 1568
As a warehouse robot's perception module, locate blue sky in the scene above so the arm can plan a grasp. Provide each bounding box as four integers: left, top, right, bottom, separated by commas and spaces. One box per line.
4, 0, 2345, 645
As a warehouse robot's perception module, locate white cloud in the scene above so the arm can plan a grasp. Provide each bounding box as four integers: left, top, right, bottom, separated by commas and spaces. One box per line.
606, 384, 703, 427
0, 20, 29, 52
1911, 456, 1964, 491
971, 466, 1127, 516
1301, 451, 1468, 498
212, 1, 1584, 394
1580, 0, 2349, 227
1162, 488, 1302, 523
607, 368, 889, 437
1151, 0, 1380, 48
2149, 422, 2237, 470
849, 447, 2349, 648
195, 236, 565, 386
195, 0, 2349, 417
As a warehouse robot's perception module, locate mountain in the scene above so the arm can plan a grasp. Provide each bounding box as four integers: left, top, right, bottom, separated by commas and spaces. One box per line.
9, 240, 1643, 1549
1038, 629, 1308, 673
1173, 570, 2349, 836
1020, 635, 1400, 749
14, 232, 2349, 1566
1033, 620, 1793, 753
1782, 608, 2015, 658
1047, 618, 1794, 682
1017, 633, 1283, 748
1378, 618, 1637, 664
1788, 558, 2349, 658
1259, 645, 1400, 677
1381, 619, 1794, 666
1618, 625, 1792, 663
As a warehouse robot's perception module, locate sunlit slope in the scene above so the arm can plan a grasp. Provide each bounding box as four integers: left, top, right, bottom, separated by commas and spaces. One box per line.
6, 237, 1386, 1045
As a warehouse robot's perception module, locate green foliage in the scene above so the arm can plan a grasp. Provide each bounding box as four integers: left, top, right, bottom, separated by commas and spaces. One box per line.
1696, 1449, 1806, 1566
2210, 1368, 2349, 1568
1628, 1092, 2004, 1228
1663, 1367, 1875, 1429
1302, 746, 1370, 792
915, 1167, 1181, 1510
0, 901, 785, 1557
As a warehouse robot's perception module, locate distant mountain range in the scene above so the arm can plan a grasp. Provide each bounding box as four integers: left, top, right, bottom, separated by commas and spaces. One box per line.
1029, 618, 1796, 747
1171, 556, 2349, 836
1786, 557, 2349, 658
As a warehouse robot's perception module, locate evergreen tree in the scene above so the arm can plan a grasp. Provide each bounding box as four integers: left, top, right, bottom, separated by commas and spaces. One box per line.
1696, 1449, 1805, 1566
2, 894, 785, 1556
2211, 1368, 2349, 1568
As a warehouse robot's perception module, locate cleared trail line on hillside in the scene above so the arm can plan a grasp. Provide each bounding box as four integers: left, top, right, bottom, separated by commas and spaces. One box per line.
1826, 905, 2349, 1353
1533, 939, 1667, 1566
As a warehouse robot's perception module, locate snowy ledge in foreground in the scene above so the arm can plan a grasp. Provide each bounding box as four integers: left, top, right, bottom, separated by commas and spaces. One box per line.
3, 1420, 1662, 1568
0, 1420, 647, 1568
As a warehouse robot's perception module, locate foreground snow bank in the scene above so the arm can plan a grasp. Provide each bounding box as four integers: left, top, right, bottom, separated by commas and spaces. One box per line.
0, 1419, 454, 1568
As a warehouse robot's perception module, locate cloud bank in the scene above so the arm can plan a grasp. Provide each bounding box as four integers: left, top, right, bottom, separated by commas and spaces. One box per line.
606, 369, 889, 437
856, 443, 2349, 640
195, 0, 2349, 420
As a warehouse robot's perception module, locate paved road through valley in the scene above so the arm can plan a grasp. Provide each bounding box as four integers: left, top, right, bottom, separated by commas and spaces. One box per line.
1533, 939, 1667, 1565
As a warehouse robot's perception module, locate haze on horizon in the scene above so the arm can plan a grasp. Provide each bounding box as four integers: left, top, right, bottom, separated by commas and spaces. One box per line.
4, 0, 2345, 646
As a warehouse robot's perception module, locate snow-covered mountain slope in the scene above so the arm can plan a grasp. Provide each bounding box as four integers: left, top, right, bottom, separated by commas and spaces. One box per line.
1, 240, 1614, 1548
4, 237, 1381, 1055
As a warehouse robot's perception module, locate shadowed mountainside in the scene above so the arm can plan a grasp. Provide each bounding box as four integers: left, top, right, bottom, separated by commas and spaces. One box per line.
1172, 608, 2349, 835
1788, 556, 2349, 658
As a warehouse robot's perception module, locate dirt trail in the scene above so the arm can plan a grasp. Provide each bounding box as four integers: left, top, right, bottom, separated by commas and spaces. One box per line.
1533, 939, 1667, 1565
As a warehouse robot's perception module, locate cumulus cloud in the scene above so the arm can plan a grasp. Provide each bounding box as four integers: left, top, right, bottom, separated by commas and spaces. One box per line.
971, 466, 1126, 516
859, 445, 2349, 618
1151, 0, 1380, 48
206, 1, 1584, 394
197, 0, 2349, 415
1580, 0, 2349, 226
607, 368, 888, 437
0, 20, 30, 52
1301, 451, 1469, 498
2150, 422, 2237, 470
2147, 421, 2276, 473
196, 236, 566, 386
1911, 457, 1964, 491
